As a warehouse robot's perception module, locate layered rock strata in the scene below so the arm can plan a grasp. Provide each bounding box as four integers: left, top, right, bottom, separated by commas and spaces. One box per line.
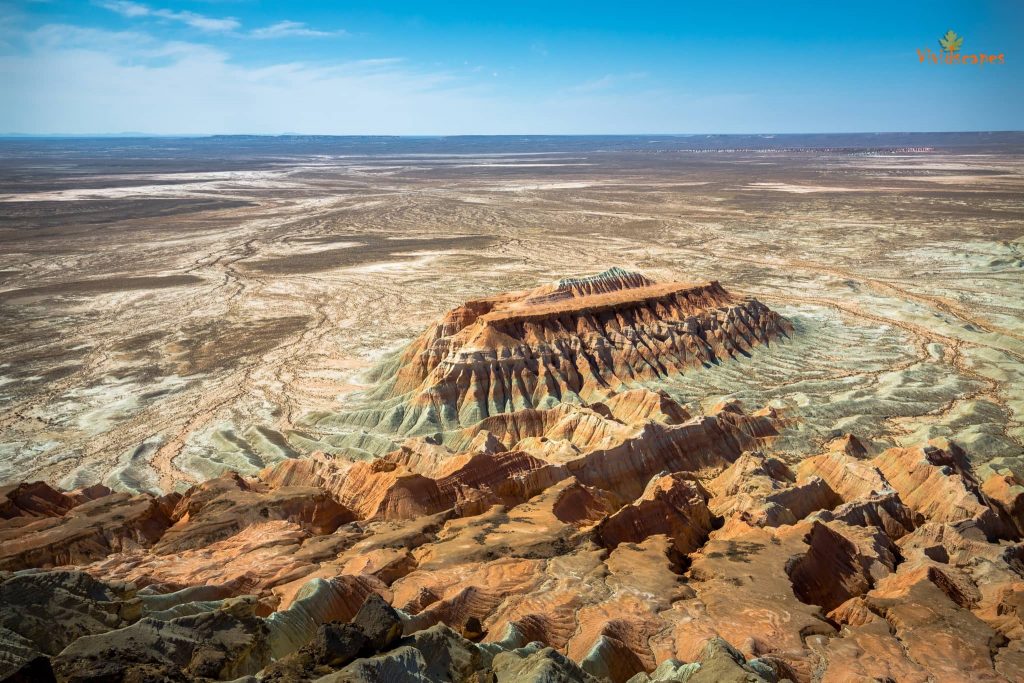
318, 268, 792, 435
3, 404, 1021, 681
1, 272, 1021, 682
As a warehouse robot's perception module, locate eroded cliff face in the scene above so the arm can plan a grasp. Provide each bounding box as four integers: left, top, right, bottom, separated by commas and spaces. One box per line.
1, 271, 1021, 683
322, 268, 792, 436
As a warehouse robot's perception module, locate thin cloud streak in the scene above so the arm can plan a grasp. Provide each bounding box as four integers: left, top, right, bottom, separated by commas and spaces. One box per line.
97, 2, 345, 39
97, 1, 240, 32
250, 21, 347, 40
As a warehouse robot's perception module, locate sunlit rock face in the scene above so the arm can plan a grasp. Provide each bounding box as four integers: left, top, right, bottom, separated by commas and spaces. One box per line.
1, 272, 1022, 683
326, 268, 793, 436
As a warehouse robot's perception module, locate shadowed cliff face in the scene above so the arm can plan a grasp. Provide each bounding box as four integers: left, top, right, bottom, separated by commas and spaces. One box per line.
1, 272, 1022, 682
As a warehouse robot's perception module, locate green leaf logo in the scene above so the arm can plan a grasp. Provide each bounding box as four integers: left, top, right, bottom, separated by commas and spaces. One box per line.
939, 30, 964, 53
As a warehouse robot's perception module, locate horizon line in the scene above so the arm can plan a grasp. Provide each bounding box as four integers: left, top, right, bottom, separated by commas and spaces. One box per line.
2, 130, 1023, 139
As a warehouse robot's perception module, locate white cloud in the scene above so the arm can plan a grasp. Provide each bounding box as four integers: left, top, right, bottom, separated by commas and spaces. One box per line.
97, 1, 240, 32
26, 23, 221, 62
97, 1, 149, 18
250, 21, 346, 40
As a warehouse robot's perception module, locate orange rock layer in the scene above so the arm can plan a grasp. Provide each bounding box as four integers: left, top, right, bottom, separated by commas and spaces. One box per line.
3, 394, 1021, 681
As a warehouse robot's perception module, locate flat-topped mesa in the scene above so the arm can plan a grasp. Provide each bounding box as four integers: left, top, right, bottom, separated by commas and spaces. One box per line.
362, 269, 792, 434
518, 266, 656, 306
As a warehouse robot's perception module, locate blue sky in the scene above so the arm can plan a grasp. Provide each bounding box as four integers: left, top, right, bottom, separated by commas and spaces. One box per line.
1, 1, 1021, 134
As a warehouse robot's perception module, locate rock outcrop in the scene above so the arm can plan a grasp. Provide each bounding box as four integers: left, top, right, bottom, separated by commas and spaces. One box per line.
0, 491, 177, 571
319, 268, 792, 435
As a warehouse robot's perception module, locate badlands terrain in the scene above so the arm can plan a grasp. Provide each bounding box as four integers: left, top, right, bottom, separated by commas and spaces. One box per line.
0, 134, 1023, 681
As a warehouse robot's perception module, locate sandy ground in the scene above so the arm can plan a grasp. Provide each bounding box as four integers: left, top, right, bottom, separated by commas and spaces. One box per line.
0, 147, 1021, 492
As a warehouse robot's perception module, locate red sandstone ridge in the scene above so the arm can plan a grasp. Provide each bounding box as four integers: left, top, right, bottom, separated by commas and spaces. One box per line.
329, 268, 792, 434
4, 422, 1020, 681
